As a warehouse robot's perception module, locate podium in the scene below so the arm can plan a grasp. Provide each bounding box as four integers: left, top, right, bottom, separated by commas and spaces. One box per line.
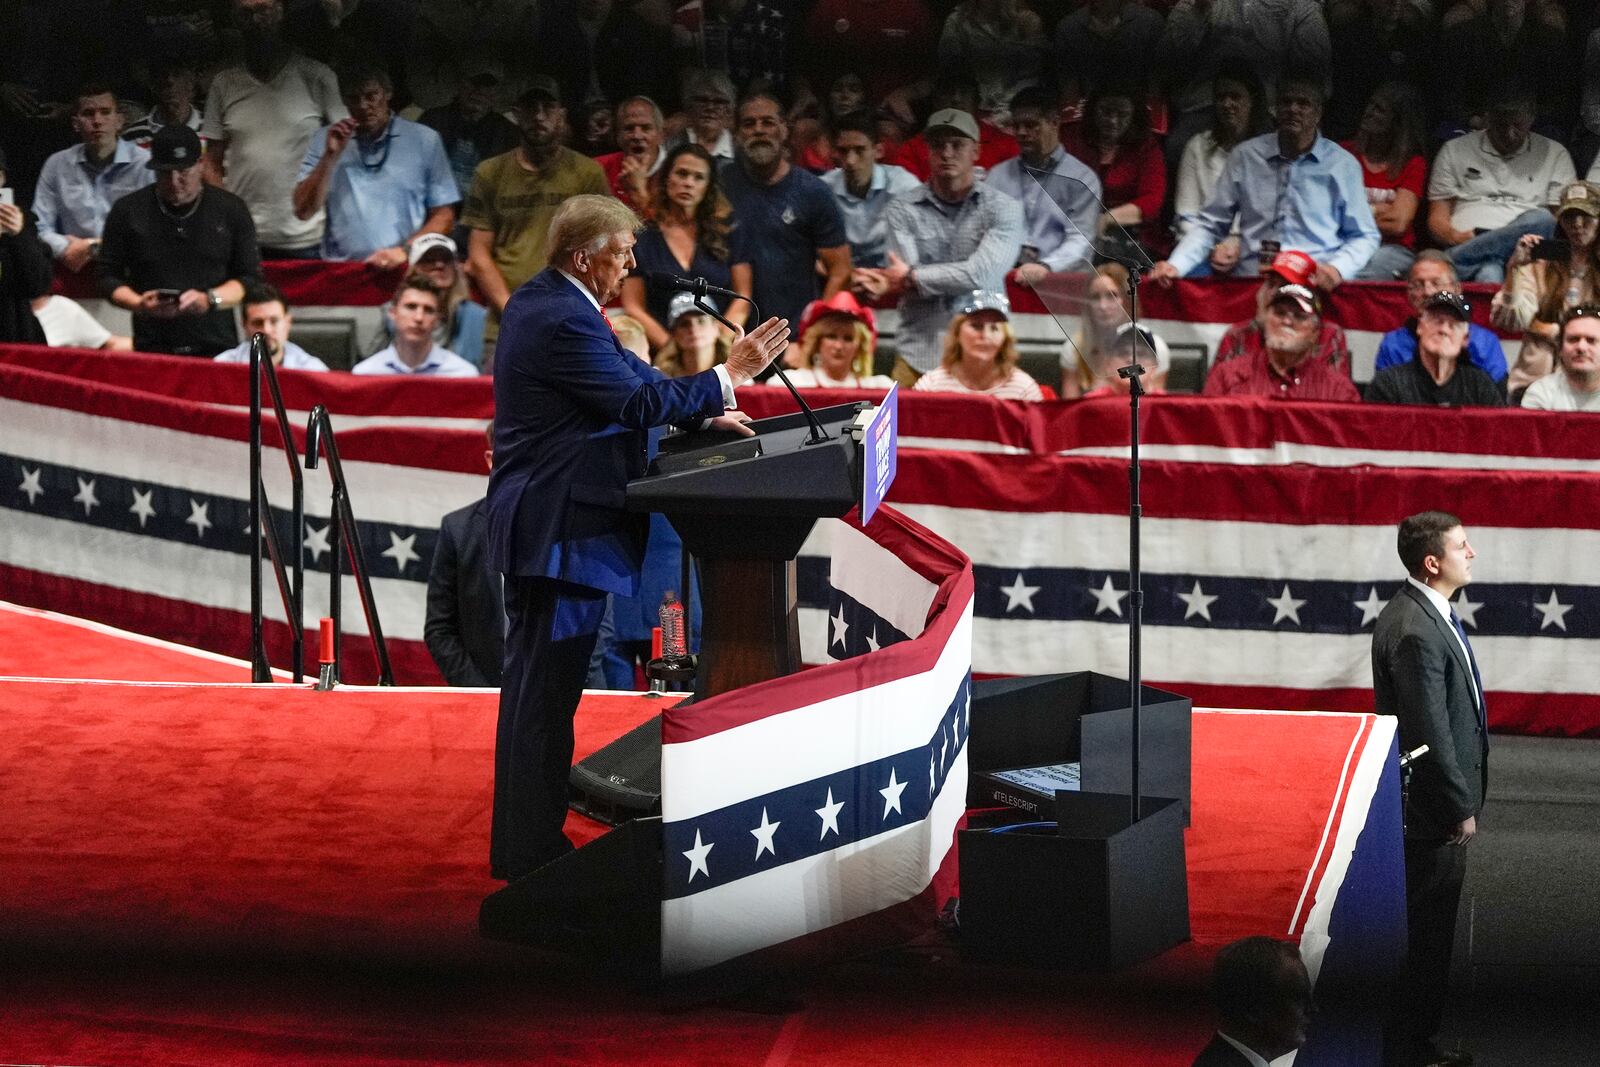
626, 402, 868, 699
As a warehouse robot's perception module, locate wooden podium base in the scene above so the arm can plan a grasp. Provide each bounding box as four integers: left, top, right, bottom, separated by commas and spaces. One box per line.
694, 556, 801, 699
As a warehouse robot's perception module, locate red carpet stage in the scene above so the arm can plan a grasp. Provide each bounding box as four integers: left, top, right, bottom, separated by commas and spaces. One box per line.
0, 606, 1401, 1065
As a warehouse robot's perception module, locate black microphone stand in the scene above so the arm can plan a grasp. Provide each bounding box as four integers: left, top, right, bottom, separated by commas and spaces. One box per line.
686, 281, 830, 445
1117, 263, 1147, 828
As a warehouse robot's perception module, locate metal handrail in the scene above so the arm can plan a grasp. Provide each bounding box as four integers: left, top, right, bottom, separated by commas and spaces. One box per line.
304, 403, 395, 686
248, 332, 305, 682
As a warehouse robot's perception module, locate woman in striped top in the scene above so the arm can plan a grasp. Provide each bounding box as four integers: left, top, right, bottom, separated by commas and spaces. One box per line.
913, 290, 1044, 401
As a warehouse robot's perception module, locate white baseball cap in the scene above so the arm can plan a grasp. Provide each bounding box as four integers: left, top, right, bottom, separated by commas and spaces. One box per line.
408, 233, 458, 266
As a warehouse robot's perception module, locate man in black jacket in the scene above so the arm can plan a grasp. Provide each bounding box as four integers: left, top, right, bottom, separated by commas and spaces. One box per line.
425, 427, 503, 687
1191, 936, 1312, 1066
1373, 511, 1488, 1067
0, 147, 52, 344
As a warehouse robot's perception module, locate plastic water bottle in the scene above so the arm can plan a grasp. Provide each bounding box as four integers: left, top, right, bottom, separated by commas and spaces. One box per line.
659, 590, 687, 662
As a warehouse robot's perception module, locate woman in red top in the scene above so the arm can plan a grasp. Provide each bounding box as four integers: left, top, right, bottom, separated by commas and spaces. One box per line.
1343, 80, 1428, 280
1060, 86, 1167, 259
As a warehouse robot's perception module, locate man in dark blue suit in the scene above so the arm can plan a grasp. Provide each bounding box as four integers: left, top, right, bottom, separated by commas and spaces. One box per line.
1373, 511, 1488, 1067
486, 193, 790, 881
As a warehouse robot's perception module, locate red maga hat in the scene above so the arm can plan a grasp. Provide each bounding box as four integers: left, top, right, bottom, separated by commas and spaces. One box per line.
797, 290, 877, 347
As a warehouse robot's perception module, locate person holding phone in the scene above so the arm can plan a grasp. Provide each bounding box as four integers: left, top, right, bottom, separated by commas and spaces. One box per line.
1492, 180, 1600, 397
99, 125, 262, 356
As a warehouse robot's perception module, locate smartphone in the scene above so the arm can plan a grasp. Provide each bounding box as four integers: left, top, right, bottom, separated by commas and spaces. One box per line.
1531, 239, 1572, 262
152, 288, 183, 303
0, 188, 13, 206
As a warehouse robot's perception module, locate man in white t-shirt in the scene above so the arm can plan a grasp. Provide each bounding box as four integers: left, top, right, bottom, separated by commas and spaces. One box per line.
202, 0, 348, 258
1426, 82, 1572, 283
351, 275, 476, 376
212, 283, 330, 371
1522, 306, 1600, 411
29, 295, 131, 350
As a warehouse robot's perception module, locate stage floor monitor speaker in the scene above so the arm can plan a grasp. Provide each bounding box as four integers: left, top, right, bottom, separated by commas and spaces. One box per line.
569, 714, 663, 825
480, 816, 663, 976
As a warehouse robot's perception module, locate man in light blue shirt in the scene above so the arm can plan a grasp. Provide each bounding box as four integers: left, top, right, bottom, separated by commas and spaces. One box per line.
351, 275, 477, 376
294, 63, 459, 265
212, 283, 330, 371
1152, 76, 1378, 289
819, 111, 921, 268
33, 86, 153, 273
983, 86, 1101, 281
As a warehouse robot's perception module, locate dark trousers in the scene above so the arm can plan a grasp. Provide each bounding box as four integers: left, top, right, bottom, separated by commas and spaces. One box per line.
1384, 837, 1468, 1065
489, 575, 601, 881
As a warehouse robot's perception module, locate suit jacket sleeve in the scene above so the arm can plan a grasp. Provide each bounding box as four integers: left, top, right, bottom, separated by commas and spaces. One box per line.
543, 310, 725, 429
424, 515, 491, 687
1391, 628, 1475, 826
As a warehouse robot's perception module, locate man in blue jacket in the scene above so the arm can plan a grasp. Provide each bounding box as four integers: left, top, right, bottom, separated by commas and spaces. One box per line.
486, 194, 789, 881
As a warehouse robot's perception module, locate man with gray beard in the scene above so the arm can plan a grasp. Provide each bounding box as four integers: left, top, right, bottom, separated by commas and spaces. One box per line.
1203, 282, 1360, 400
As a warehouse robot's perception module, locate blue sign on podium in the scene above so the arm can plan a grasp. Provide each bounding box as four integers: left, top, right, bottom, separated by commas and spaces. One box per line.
860, 384, 898, 525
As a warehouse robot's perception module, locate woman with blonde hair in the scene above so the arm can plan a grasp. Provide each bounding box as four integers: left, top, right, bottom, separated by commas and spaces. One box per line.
778, 291, 893, 388
913, 291, 1044, 400
1061, 262, 1170, 397
1493, 180, 1600, 395
653, 292, 731, 378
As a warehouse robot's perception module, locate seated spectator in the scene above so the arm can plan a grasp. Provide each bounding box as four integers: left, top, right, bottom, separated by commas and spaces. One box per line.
913, 290, 1044, 400
0, 147, 51, 344
99, 125, 260, 357
293, 62, 458, 266
1203, 283, 1360, 401
1062, 263, 1173, 398
34, 84, 153, 274
576, 100, 615, 158
122, 58, 206, 152
1325, 0, 1432, 140
984, 87, 1101, 282
212, 283, 330, 370
672, 69, 737, 161
777, 291, 893, 389
416, 63, 520, 223
936, 0, 1049, 124
595, 97, 666, 215
1157, 0, 1331, 170
1377, 251, 1509, 384
801, 0, 936, 131
364, 234, 489, 370
653, 292, 730, 377
1492, 180, 1600, 395
857, 108, 1023, 386
351, 274, 476, 376
1435, 0, 1569, 135
1061, 85, 1168, 256
1173, 65, 1269, 243
425, 425, 503, 687
1190, 936, 1311, 1066
1344, 81, 1428, 281
821, 111, 922, 270
891, 76, 1020, 181
721, 92, 852, 337
1426, 81, 1571, 283
1153, 75, 1378, 286
203, 0, 348, 259
1053, 0, 1166, 104
1082, 322, 1170, 397
1521, 306, 1600, 411
30, 295, 132, 350
793, 73, 869, 173
620, 143, 751, 351
1366, 291, 1506, 407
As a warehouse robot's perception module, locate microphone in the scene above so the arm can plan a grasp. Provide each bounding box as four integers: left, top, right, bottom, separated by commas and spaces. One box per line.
646, 272, 742, 302
1399, 744, 1429, 769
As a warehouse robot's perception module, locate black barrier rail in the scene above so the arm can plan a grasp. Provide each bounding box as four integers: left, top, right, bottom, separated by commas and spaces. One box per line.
304, 403, 394, 686
248, 332, 305, 683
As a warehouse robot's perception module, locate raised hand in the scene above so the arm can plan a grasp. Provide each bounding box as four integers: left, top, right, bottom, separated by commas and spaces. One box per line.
723, 316, 791, 387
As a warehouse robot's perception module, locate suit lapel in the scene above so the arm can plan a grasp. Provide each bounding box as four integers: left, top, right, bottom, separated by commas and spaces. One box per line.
1404, 584, 1480, 720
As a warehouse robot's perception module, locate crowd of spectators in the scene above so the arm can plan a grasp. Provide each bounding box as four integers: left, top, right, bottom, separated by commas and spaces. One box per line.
3, 0, 1600, 409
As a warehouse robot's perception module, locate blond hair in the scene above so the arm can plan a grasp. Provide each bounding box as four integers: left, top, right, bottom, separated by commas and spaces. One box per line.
800, 316, 875, 377
545, 194, 642, 265
609, 313, 650, 359
940, 312, 1020, 373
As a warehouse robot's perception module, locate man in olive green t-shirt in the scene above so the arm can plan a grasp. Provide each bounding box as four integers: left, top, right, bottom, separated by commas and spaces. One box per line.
462, 75, 608, 350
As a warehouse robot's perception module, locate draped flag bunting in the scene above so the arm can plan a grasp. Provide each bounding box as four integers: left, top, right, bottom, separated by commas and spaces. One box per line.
2, 348, 1596, 736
